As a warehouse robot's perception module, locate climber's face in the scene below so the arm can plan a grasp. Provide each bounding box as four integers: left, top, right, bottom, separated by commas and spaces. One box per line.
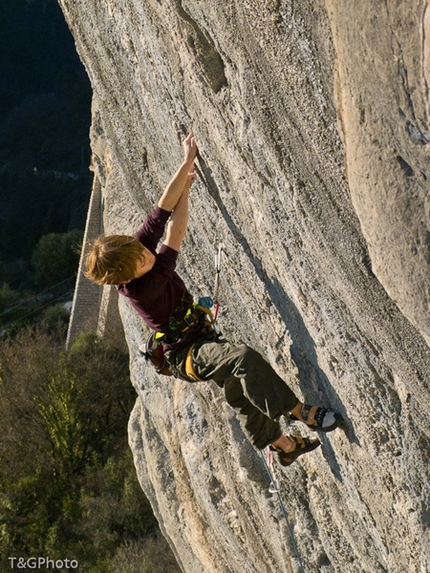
120, 247, 156, 284
134, 247, 156, 278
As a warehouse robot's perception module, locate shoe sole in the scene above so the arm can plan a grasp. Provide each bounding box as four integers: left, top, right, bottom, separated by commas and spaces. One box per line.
278, 439, 321, 467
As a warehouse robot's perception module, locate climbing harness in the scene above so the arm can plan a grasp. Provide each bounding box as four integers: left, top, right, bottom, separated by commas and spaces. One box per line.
141, 304, 215, 380
259, 448, 307, 573
140, 244, 224, 381
141, 331, 172, 375
140, 303, 215, 377
185, 343, 203, 381
158, 303, 216, 344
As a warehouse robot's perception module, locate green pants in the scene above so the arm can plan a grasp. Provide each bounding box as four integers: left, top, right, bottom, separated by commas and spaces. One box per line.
164, 338, 298, 449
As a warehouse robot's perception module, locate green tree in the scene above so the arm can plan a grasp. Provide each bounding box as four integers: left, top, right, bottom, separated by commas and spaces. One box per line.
0, 282, 21, 314
0, 328, 179, 572
31, 229, 83, 287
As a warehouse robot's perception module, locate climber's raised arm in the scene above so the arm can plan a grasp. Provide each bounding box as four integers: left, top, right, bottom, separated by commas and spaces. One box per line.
157, 133, 197, 212
163, 163, 196, 252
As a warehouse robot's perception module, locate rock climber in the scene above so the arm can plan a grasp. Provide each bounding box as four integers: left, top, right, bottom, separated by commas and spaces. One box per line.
85, 133, 343, 466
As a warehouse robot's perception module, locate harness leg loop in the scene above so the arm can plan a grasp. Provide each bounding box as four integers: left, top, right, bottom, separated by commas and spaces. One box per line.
185, 343, 204, 381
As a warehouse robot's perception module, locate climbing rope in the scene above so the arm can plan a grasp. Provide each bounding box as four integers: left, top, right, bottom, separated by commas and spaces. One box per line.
213, 243, 223, 320
192, 150, 223, 320
259, 449, 307, 573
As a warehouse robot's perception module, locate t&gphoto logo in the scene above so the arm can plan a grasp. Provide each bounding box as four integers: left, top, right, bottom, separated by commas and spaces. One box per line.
8, 557, 79, 570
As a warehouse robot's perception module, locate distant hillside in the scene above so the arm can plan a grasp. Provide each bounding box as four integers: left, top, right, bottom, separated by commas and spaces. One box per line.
0, 0, 92, 290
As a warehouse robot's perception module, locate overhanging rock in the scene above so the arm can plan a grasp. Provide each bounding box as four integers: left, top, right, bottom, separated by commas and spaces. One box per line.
60, 1, 430, 571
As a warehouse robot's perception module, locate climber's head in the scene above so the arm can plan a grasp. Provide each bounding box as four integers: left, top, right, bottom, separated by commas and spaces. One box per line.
85, 234, 154, 285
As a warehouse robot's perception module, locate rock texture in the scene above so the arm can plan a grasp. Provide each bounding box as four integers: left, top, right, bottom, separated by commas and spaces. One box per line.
59, 1, 430, 572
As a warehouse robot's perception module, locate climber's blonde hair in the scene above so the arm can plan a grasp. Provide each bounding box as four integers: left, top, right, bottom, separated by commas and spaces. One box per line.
85, 234, 146, 285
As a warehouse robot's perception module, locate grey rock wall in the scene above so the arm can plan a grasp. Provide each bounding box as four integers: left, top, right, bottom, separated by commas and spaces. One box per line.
59, 1, 430, 572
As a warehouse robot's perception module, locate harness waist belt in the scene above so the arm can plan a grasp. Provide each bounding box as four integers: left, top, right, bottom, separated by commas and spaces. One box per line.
156, 304, 215, 344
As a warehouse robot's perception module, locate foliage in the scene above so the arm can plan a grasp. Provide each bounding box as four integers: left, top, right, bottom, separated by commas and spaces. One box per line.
0, 329, 180, 572
31, 229, 83, 287
1, 224, 83, 335
111, 536, 183, 573
39, 304, 70, 337
0, 165, 90, 278
0, 282, 20, 313
0, 0, 92, 292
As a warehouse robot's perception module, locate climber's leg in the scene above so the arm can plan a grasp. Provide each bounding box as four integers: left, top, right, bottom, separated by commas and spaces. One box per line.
191, 340, 299, 418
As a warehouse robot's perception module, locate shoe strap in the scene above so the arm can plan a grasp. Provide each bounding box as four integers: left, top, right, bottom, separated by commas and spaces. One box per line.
302, 404, 320, 425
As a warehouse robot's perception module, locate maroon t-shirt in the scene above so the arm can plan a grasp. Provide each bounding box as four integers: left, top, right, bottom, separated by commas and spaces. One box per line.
116, 206, 193, 333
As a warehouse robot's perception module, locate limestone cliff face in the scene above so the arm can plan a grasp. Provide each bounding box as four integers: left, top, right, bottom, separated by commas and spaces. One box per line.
59, 1, 430, 572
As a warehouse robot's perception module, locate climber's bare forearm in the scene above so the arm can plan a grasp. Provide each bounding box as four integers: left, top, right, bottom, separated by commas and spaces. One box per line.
163, 189, 189, 251
158, 160, 193, 212
158, 133, 197, 212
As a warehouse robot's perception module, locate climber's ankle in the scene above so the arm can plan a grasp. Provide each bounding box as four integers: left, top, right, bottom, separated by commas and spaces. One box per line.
271, 434, 296, 453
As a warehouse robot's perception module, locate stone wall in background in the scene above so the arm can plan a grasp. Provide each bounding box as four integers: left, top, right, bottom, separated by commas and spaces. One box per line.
66, 177, 103, 346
